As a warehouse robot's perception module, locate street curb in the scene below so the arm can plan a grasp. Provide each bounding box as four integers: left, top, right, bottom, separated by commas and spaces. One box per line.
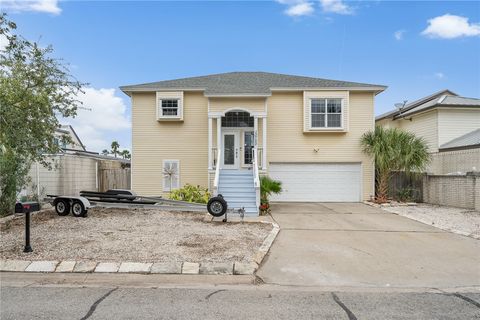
0, 220, 280, 276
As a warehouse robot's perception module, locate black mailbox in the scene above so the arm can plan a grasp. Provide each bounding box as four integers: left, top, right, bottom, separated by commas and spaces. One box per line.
15, 201, 40, 213
15, 201, 40, 253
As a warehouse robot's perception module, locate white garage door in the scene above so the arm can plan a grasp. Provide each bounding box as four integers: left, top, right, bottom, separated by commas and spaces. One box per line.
269, 163, 362, 202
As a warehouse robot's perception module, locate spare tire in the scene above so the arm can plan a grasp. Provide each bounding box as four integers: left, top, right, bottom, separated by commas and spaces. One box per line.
207, 196, 228, 217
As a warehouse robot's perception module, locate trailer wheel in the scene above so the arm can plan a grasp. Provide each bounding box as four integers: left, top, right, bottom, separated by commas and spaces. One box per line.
71, 200, 87, 217
207, 196, 227, 217
55, 199, 70, 216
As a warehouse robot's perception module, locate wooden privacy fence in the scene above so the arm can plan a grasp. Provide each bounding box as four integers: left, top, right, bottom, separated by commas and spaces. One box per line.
98, 161, 131, 192
386, 171, 424, 202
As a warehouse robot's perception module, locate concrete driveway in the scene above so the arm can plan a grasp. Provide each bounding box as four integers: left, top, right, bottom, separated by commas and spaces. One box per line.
257, 203, 480, 288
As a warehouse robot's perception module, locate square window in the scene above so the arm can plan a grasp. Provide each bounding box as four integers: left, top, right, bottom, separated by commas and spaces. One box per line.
161, 99, 178, 116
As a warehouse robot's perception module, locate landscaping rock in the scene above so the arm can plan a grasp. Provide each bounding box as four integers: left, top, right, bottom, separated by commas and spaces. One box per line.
234, 261, 258, 275
182, 262, 199, 274
118, 262, 152, 273
199, 262, 233, 275
25, 261, 58, 272
151, 262, 182, 274
55, 261, 76, 272
0, 260, 31, 272
74, 261, 97, 273
95, 262, 120, 273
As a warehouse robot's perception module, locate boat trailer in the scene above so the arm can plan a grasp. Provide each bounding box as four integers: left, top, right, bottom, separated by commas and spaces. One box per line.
46, 190, 243, 221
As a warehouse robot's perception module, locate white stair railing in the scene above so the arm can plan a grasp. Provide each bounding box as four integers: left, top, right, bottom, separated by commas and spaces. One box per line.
252, 147, 261, 209
213, 148, 221, 196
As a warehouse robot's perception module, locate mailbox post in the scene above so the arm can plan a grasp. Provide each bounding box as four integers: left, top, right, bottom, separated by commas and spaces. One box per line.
15, 201, 40, 253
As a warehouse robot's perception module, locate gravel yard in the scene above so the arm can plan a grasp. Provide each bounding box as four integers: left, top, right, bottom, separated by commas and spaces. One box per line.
0, 208, 272, 263
383, 204, 480, 239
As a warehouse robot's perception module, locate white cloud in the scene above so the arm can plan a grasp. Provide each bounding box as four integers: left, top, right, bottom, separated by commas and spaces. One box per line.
434, 72, 446, 79
277, 0, 315, 17
422, 14, 480, 39
394, 30, 405, 40
0, 0, 61, 15
319, 0, 354, 15
285, 2, 314, 17
62, 88, 131, 152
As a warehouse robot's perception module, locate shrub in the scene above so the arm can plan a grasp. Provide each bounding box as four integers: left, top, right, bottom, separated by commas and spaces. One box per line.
259, 176, 282, 215
169, 184, 211, 204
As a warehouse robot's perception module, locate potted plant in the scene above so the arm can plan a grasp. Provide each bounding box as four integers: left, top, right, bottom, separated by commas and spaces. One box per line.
259, 176, 282, 215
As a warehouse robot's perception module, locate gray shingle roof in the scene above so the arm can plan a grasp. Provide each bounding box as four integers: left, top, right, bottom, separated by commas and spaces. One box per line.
120, 72, 386, 96
440, 129, 480, 150
376, 89, 480, 121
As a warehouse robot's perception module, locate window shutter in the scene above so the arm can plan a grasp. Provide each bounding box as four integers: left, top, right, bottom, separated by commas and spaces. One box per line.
162, 160, 180, 191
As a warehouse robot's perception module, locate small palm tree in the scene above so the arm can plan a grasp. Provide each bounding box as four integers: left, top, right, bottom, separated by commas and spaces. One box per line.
260, 176, 282, 203
110, 141, 120, 158
101, 149, 109, 156
361, 126, 430, 203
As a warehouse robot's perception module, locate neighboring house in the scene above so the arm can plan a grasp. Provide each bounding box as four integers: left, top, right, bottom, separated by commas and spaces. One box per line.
55, 125, 86, 151
24, 125, 130, 199
121, 72, 386, 215
376, 89, 480, 174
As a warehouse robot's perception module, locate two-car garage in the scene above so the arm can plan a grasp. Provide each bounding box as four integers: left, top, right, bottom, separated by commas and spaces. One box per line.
268, 163, 362, 202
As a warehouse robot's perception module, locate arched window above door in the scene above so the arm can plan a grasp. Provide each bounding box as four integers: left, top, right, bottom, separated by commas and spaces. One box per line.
221, 111, 254, 127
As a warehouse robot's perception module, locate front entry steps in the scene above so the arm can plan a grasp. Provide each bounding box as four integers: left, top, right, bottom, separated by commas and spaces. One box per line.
218, 170, 258, 215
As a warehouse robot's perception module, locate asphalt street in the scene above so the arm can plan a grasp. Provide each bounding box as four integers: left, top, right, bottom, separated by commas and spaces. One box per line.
1, 285, 480, 320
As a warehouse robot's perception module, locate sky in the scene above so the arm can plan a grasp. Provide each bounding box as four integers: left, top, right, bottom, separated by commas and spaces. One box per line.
1, 0, 479, 152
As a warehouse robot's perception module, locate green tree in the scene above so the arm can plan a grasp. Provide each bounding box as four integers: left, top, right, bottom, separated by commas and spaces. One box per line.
101, 149, 109, 156
120, 149, 131, 160
361, 126, 430, 203
110, 141, 120, 158
0, 14, 83, 215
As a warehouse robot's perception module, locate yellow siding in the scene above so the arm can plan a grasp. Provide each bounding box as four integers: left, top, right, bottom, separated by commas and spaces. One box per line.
396, 111, 439, 152
267, 91, 375, 200
209, 97, 266, 113
437, 109, 480, 146
131, 91, 208, 196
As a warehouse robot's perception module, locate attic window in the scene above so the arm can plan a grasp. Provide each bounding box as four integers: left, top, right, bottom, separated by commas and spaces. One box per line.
156, 92, 184, 121
161, 99, 179, 116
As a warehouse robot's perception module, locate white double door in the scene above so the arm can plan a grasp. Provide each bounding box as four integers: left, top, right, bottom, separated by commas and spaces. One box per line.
221, 129, 255, 169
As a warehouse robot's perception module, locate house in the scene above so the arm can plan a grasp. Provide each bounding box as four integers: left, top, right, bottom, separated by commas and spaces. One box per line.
376, 90, 480, 174
55, 125, 86, 151
120, 72, 386, 215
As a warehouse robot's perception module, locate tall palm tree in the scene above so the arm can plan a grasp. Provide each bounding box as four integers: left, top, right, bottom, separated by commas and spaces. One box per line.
361, 126, 430, 203
110, 141, 120, 158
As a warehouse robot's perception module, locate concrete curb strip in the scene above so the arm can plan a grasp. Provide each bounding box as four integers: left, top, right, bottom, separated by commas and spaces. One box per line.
199, 262, 234, 275
182, 262, 199, 274
0, 220, 280, 275
74, 261, 97, 273
118, 262, 153, 273
55, 260, 76, 273
0, 260, 31, 272
25, 261, 59, 272
95, 262, 121, 273
151, 262, 182, 274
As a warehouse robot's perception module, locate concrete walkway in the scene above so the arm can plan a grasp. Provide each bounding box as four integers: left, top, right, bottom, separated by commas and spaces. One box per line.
257, 203, 480, 288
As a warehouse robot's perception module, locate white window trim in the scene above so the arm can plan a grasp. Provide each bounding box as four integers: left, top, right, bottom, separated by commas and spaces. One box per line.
162, 159, 180, 192
309, 98, 344, 131
156, 92, 183, 120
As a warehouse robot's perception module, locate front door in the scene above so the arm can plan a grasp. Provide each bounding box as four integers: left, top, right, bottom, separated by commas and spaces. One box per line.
222, 131, 240, 169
